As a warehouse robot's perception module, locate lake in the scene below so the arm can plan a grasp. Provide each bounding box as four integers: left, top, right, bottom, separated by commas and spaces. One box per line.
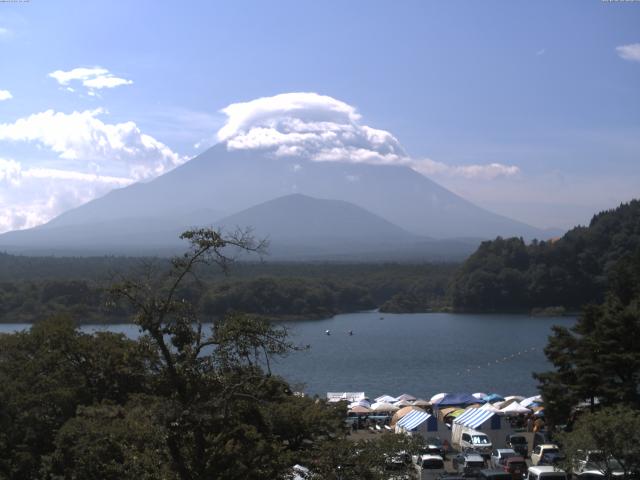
0, 311, 574, 400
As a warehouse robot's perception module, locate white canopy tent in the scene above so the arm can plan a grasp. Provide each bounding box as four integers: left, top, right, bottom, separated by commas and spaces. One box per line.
501, 402, 531, 415
375, 394, 397, 403
371, 402, 399, 412
430, 392, 447, 403
327, 392, 366, 403
520, 395, 543, 407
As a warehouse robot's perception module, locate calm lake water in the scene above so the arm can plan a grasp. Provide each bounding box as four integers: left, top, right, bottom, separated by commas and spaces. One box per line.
0, 312, 574, 400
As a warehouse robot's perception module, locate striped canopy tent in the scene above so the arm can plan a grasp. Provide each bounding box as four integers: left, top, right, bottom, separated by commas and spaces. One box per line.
396, 410, 433, 432
454, 407, 499, 429
371, 401, 399, 412
449, 408, 466, 418
464, 403, 482, 410
394, 399, 413, 407
500, 402, 531, 415
391, 405, 423, 426
349, 405, 371, 414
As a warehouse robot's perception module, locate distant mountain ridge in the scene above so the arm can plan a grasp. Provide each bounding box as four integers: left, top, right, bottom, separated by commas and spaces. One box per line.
0, 143, 558, 258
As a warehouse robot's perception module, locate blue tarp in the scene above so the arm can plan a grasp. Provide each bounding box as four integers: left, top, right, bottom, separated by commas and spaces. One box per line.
483, 393, 505, 402
397, 410, 431, 430
434, 393, 481, 407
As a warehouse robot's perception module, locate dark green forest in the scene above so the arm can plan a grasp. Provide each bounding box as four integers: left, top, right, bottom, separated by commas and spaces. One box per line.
450, 200, 640, 312
0, 255, 455, 323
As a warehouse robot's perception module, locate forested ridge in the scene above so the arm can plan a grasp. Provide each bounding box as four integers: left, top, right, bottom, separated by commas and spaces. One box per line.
450, 199, 640, 312
0, 257, 455, 323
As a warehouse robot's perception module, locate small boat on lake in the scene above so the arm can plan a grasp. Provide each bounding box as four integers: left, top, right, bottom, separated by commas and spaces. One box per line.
325, 329, 331, 335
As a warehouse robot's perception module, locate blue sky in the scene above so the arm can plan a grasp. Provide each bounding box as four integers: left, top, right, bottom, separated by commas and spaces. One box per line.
0, 0, 639, 232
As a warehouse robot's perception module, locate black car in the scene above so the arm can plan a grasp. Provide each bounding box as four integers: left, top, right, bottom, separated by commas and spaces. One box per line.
538, 452, 565, 466
505, 434, 528, 458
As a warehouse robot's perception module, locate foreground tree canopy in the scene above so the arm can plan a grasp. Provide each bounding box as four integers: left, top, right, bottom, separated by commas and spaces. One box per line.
0, 228, 427, 480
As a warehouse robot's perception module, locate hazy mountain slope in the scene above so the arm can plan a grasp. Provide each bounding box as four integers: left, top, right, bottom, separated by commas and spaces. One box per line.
215, 193, 414, 242
35, 144, 549, 240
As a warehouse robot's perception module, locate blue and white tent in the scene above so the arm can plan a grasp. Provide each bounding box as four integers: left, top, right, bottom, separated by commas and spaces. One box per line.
395, 410, 438, 437
454, 408, 499, 429
451, 407, 513, 448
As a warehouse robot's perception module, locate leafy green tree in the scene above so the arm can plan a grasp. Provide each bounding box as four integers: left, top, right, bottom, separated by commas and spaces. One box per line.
43, 398, 176, 480
557, 406, 640, 479
534, 249, 640, 427
309, 434, 423, 480
109, 228, 306, 480
0, 316, 154, 479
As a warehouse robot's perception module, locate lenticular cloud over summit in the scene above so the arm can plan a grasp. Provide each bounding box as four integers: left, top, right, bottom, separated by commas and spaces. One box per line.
216, 92, 407, 165
215, 92, 521, 180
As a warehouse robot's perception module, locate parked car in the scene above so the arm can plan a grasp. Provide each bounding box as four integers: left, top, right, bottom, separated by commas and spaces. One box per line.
531, 444, 562, 466
452, 452, 486, 477
502, 456, 528, 480
573, 451, 625, 479
538, 452, 565, 467
491, 449, 518, 468
422, 437, 447, 459
413, 454, 445, 480
526, 466, 567, 480
505, 434, 529, 458
479, 469, 514, 480
532, 432, 552, 450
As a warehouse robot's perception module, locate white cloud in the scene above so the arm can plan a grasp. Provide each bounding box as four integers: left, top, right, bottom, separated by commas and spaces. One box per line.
217, 92, 520, 179
0, 157, 134, 233
48, 66, 133, 94
0, 90, 12, 101
0, 109, 187, 233
411, 158, 520, 180
616, 43, 640, 63
0, 109, 185, 180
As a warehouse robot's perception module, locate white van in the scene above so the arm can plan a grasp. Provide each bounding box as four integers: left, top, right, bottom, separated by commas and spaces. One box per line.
460, 429, 492, 459
527, 466, 568, 480
413, 454, 445, 480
